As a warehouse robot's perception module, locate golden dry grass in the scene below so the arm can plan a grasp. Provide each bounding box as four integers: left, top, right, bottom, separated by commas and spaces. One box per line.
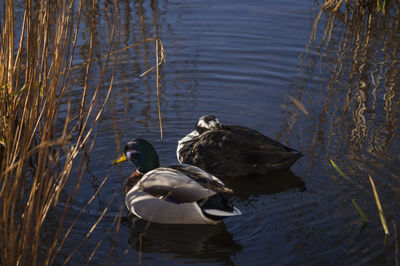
0, 0, 166, 262
0, 1, 118, 264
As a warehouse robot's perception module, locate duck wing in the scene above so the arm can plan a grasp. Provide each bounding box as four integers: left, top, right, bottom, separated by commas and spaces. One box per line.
137, 167, 218, 203
224, 126, 300, 153
180, 125, 302, 177
169, 164, 233, 194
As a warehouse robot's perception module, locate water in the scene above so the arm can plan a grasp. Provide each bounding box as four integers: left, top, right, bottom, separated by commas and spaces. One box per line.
44, 0, 400, 264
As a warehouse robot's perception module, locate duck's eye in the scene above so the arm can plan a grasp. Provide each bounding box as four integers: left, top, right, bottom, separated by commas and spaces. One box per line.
203, 116, 216, 123
209, 120, 221, 129
126, 150, 139, 160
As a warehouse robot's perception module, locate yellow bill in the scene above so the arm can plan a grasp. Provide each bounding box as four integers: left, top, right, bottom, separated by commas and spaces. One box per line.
112, 153, 128, 164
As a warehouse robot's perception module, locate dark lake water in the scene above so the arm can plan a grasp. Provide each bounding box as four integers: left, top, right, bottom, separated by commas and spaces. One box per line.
42, 0, 400, 264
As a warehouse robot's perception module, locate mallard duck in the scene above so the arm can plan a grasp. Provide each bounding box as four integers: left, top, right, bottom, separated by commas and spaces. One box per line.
113, 138, 241, 224
177, 115, 302, 177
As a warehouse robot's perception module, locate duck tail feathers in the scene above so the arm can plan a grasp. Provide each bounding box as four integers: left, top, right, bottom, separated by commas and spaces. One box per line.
293, 150, 302, 158
198, 194, 241, 220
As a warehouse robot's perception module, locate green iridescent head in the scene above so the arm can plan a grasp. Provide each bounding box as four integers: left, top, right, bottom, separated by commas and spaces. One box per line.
114, 138, 160, 173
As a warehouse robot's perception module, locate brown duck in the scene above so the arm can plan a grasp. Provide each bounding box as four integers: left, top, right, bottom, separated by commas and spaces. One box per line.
177, 115, 302, 177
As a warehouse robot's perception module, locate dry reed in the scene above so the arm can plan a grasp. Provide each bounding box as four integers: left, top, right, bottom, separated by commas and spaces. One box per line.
0, 0, 118, 264
323, 0, 389, 13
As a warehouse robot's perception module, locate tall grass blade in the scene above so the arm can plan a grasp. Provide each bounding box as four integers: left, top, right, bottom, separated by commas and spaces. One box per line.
330, 159, 352, 182
381, 0, 386, 15
369, 175, 389, 235
351, 199, 369, 223
135, 38, 165, 138
377, 0, 386, 14
155, 39, 163, 139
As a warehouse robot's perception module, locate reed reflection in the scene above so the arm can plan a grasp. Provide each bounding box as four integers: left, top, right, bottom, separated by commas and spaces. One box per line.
69, 0, 166, 132
281, 3, 400, 173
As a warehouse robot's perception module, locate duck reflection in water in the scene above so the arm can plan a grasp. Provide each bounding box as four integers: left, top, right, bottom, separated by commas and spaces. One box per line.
221, 170, 306, 200
125, 214, 243, 264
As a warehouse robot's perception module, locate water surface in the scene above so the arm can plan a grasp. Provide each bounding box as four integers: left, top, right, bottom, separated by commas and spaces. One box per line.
46, 0, 400, 264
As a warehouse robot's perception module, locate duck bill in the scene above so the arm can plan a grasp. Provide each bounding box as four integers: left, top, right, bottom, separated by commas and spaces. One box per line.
112, 153, 128, 164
